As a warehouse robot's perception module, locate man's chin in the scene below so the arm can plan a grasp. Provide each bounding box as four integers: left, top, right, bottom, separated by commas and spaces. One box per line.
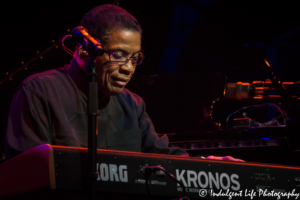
107, 87, 124, 96
99, 85, 125, 96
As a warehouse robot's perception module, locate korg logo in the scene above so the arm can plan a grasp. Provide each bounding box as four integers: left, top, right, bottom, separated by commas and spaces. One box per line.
96, 163, 128, 182
176, 170, 240, 191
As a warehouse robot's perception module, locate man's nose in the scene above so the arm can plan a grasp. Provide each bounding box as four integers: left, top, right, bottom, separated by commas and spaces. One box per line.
119, 59, 135, 75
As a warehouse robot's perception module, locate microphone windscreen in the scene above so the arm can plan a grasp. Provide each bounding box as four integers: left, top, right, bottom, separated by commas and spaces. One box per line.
71, 26, 88, 43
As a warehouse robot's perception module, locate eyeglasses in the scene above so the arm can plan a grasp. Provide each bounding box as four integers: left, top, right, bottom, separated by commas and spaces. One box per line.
103, 50, 145, 66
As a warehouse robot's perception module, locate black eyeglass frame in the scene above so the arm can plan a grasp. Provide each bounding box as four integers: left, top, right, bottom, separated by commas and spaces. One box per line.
102, 49, 145, 66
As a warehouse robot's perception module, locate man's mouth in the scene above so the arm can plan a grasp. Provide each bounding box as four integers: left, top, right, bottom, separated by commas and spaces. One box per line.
112, 77, 130, 87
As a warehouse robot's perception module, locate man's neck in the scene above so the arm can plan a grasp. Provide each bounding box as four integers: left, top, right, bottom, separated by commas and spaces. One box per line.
98, 92, 110, 110
73, 47, 110, 110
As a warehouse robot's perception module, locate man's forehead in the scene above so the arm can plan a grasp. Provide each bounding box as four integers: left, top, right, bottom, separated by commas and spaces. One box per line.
106, 30, 141, 43
103, 30, 141, 52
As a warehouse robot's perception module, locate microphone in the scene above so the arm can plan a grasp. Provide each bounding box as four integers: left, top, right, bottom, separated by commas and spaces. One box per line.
71, 26, 104, 57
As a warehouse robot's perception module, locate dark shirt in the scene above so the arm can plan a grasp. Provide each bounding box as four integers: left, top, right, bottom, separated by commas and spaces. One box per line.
5, 59, 187, 160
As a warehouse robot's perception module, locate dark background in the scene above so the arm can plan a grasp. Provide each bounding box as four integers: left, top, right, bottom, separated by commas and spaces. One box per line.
1, 0, 300, 159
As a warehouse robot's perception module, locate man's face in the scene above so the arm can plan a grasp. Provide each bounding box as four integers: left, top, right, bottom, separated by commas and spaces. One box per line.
95, 30, 141, 95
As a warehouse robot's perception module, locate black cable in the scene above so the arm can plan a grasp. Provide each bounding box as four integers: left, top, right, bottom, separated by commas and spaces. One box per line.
140, 166, 188, 199
226, 103, 288, 129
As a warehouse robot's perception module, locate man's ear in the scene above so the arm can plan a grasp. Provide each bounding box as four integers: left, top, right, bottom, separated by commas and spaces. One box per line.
74, 45, 88, 70
77, 45, 90, 62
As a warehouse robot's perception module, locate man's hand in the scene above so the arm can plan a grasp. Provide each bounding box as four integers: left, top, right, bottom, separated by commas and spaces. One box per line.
205, 155, 245, 162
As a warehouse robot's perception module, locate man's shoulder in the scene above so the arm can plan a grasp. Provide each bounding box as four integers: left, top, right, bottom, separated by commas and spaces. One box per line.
21, 67, 67, 86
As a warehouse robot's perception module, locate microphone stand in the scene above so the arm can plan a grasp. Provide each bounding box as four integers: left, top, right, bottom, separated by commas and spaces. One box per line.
85, 45, 104, 200
245, 38, 300, 119
70, 26, 104, 200
243, 33, 300, 153
86, 57, 99, 200
238, 27, 300, 120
